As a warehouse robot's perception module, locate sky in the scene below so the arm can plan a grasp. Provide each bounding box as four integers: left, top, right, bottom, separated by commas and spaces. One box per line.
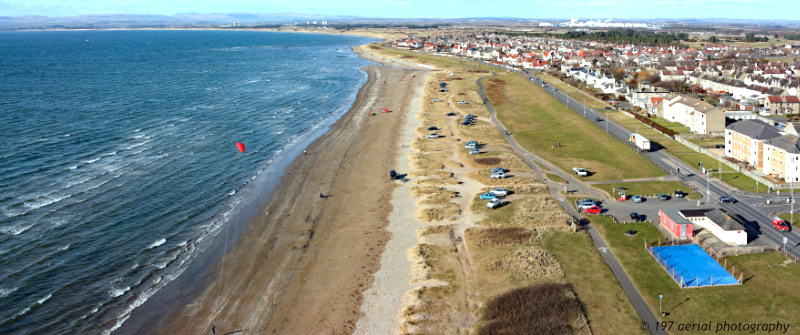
1, 0, 798, 20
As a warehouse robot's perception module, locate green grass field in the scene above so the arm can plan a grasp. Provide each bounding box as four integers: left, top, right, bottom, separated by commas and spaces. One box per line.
538, 72, 610, 110
542, 232, 645, 334
609, 113, 768, 193
591, 215, 800, 333
486, 73, 665, 181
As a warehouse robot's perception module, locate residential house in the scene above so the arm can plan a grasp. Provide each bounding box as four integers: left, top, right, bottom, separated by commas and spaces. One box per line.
763, 96, 800, 115
631, 82, 670, 109
661, 95, 725, 134
725, 119, 782, 169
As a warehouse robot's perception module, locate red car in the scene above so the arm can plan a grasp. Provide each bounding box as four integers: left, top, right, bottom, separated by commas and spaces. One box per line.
772, 217, 790, 232
584, 206, 602, 214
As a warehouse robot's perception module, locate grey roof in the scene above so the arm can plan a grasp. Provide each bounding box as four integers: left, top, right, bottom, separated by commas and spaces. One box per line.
678, 208, 713, 218
726, 119, 782, 140
662, 208, 694, 225
704, 209, 745, 231
766, 134, 800, 154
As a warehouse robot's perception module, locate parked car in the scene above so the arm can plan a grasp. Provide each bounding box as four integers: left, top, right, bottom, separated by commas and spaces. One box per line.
658, 193, 669, 200
389, 170, 397, 180
490, 172, 506, 179
584, 206, 602, 214
445, 112, 456, 116
487, 198, 502, 209
465, 141, 478, 149
490, 188, 509, 196
674, 190, 686, 198
457, 101, 468, 105
426, 126, 438, 131
772, 217, 790, 232
720, 196, 737, 203
491, 167, 505, 174
632, 195, 643, 203
577, 199, 596, 209
572, 167, 588, 177
426, 133, 439, 139
433, 98, 442, 102
479, 192, 497, 200
461, 121, 473, 126
469, 149, 480, 155
630, 212, 641, 222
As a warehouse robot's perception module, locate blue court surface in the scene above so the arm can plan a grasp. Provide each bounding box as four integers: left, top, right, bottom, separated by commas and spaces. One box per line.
648, 244, 739, 287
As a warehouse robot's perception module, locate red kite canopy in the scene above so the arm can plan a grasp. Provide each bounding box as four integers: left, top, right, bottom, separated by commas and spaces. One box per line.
236, 142, 245, 153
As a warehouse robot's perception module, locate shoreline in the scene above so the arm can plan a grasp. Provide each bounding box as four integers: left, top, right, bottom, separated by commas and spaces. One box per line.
137, 44, 431, 334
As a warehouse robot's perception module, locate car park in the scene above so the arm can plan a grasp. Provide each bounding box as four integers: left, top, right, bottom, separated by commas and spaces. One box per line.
632, 195, 643, 203
469, 149, 480, 155
720, 196, 736, 203
490, 172, 505, 179
427, 133, 439, 139
584, 206, 601, 214
487, 198, 502, 209
772, 217, 790, 232
479, 192, 497, 200
674, 190, 686, 198
658, 193, 669, 200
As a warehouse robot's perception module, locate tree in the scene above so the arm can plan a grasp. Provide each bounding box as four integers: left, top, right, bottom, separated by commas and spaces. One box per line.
708, 35, 719, 43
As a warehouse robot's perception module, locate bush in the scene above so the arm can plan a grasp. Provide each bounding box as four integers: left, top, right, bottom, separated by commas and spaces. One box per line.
476, 283, 586, 335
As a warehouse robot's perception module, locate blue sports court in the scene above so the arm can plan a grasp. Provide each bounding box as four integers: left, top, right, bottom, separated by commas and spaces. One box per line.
648, 244, 739, 287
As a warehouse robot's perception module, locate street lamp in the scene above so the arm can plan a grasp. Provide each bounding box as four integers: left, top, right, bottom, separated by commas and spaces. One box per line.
706, 171, 710, 203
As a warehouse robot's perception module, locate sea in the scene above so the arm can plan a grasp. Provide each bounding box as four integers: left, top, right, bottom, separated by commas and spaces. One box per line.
0, 29, 376, 334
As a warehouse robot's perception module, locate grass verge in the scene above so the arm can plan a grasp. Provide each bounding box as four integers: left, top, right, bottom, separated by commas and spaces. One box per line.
591, 215, 800, 333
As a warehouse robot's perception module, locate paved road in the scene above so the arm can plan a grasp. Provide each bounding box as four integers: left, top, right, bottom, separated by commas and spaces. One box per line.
521, 71, 800, 258
476, 77, 667, 335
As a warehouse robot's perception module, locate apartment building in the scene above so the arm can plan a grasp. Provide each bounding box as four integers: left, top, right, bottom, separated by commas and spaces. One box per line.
725, 119, 782, 169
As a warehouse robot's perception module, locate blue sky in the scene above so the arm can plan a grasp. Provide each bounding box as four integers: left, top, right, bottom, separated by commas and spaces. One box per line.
1, 0, 797, 20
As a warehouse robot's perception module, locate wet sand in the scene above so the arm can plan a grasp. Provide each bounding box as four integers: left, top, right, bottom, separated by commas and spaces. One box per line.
156, 46, 431, 335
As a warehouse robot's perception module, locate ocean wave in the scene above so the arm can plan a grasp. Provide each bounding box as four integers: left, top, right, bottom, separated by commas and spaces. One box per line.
0, 286, 18, 298
81, 157, 101, 164
0, 223, 34, 235
146, 238, 166, 250
37, 293, 53, 305
109, 286, 131, 298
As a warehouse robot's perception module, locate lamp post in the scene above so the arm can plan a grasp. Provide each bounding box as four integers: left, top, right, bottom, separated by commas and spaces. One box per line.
659, 294, 663, 316
706, 171, 710, 203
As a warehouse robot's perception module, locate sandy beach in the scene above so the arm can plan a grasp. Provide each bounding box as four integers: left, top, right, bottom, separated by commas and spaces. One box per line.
154, 45, 431, 335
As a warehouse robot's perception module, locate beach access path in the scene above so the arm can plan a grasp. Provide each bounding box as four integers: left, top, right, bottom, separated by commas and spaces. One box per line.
155, 51, 430, 334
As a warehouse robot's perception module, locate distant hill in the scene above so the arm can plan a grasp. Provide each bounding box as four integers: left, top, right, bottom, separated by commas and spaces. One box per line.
1, 14, 800, 30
